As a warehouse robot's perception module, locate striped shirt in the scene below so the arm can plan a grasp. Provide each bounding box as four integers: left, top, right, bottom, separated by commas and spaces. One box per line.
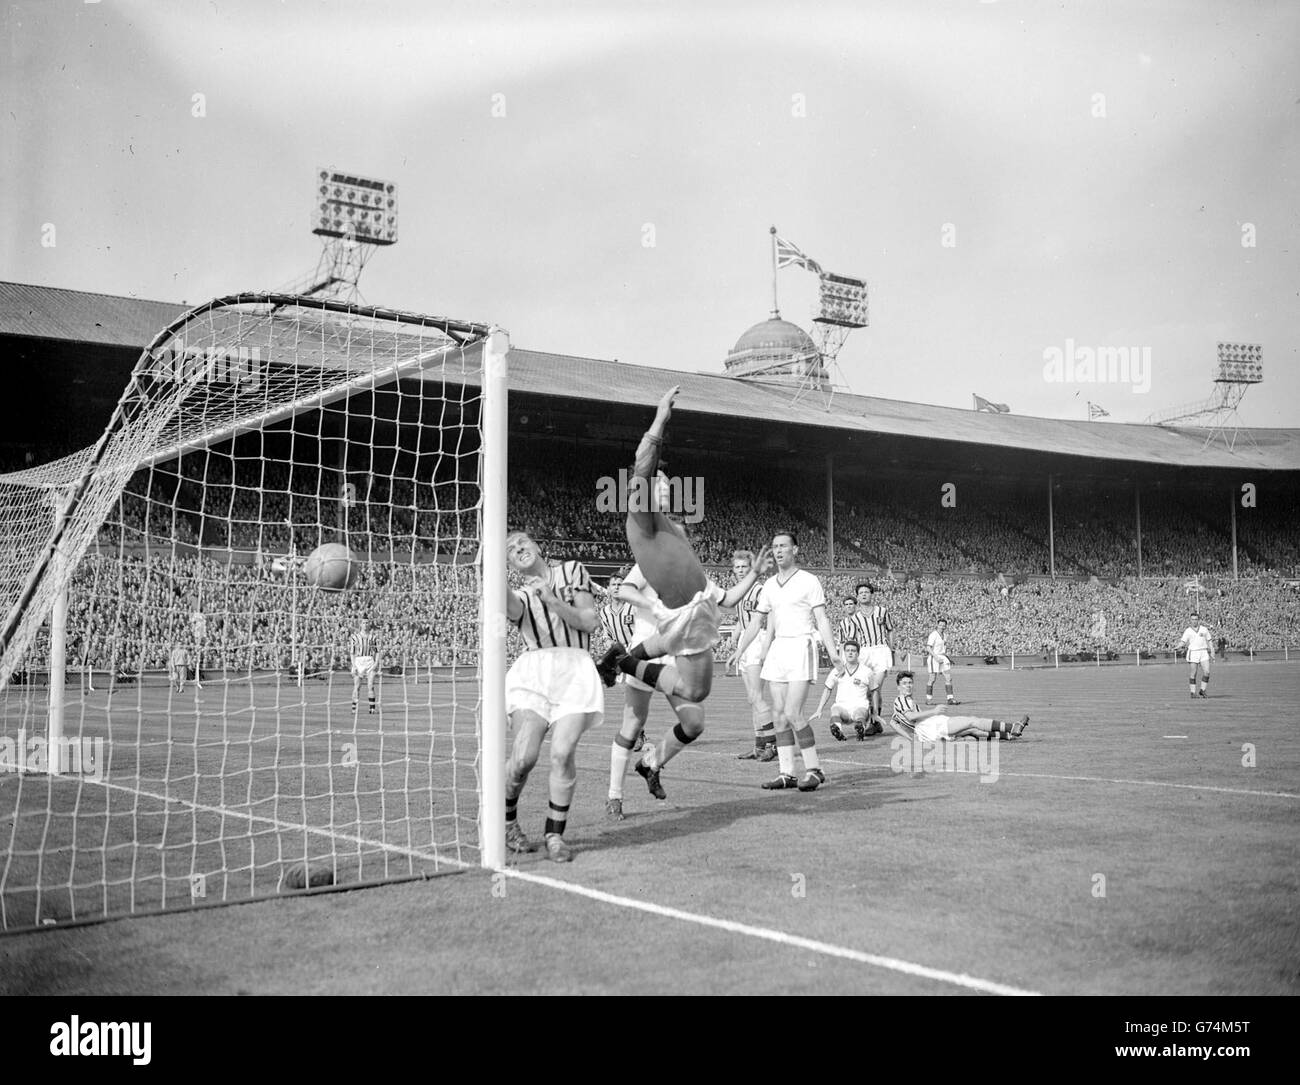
891, 692, 920, 738
599, 601, 637, 649
512, 560, 594, 651
350, 629, 378, 659
854, 605, 892, 648
837, 613, 864, 646
734, 580, 765, 639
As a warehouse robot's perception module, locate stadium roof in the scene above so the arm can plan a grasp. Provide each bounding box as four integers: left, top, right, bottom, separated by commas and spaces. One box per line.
490, 349, 1300, 472
0, 282, 186, 348
2, 283, 1296, 472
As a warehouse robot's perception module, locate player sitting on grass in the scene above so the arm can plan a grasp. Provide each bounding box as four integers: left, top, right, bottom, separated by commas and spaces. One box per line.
810, 640, 875, 741
890, 671, 1028, 742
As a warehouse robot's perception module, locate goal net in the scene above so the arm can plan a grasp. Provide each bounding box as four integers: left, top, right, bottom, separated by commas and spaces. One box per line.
0, 293, 507, 931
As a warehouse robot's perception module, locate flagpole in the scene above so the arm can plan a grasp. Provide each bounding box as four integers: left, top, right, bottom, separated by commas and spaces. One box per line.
770, 226, 779, 318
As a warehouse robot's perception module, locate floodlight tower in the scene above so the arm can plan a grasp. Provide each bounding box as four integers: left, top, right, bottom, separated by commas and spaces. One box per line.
305, 168, 399, 302
1145, 342, 1263, 451
794, 271, 869, 409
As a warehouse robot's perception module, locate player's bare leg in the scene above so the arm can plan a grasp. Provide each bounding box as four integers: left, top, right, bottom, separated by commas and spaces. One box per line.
622, 387, 706, 609
366, 671, 377, 714
544, 710, 601, 861
504, 709, 549, 853
634, 690, 705, 801
608, 685, 653, 820
351, 674, 362, 714
947, 715, 1029, 740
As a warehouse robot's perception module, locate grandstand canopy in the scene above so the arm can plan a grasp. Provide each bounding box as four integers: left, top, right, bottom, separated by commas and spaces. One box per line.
3, 282, 1299, 478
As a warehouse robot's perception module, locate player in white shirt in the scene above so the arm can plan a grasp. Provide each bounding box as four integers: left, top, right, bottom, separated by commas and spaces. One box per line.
504, 530, 602, 862
810, 640, 872, 741
725, 549, 777, 762
169, 641, 190, 693
604, 564, 703, 821
731, 531, 841, 791
1177, 612, 1215, 699
595, 386, 769, 803
925, 618, 960, 705
890, 672, 1028, 743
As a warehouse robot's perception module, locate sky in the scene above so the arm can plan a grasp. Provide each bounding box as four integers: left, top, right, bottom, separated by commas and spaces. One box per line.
3, 0, 1299, 426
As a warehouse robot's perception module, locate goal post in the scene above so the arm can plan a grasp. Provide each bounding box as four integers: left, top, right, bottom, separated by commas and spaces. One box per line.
0, 293, 506, 931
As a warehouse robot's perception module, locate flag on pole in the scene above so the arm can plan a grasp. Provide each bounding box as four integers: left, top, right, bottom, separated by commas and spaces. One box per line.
1182, 576, 1202, 594
973, 394, 1010, 413
1088, 402, 1110, 419
775, 235, 823, 275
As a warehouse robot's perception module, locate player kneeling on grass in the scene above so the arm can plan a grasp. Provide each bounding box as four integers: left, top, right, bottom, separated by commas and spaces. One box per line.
810, 640, 875, 741
889, 672, 1028, 742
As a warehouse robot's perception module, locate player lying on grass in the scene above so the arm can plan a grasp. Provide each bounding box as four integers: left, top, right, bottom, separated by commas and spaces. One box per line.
889, 671, 1029, 742
595, 385, 770, 801
810, 640, 878, 741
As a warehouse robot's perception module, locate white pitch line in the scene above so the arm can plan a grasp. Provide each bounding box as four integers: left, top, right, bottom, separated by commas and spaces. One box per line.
501, 867, 1040, 997
1162, 735, 1188, 739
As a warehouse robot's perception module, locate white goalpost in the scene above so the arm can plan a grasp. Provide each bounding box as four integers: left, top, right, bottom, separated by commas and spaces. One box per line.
0, 293, 508, 930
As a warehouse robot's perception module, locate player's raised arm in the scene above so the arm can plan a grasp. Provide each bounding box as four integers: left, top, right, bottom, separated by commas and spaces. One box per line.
720, 546, 771, 609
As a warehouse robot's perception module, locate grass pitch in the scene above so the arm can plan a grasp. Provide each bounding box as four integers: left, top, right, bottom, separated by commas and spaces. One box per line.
2, 660, 1297, 995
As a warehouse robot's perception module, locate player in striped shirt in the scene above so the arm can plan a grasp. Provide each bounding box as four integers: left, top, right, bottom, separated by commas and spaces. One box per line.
925, 618, 960, 705
890, 671, 1027, 743
504, 530, 602, 862
1177, 612, 1215, 699
349, 618, 379, 715
725, 549, 777, 761
835, 597, 858, 647
854, 582, 893, 732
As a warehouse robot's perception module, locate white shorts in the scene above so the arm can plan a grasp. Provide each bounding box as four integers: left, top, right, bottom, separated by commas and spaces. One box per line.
832, 701, 871, 719
352, 656, 378, 679
915, 714, 953, 743
862, 645, 893, 688
506, 647, 604, 724
761, 637, 818, 684
1187, 650, 1211, 668
927, 654, 951, 676
652, 589, 723, 656
739, 635, 765, 670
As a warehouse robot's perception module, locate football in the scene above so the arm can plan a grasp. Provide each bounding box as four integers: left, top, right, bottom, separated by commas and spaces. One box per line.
303, 542, 358, 591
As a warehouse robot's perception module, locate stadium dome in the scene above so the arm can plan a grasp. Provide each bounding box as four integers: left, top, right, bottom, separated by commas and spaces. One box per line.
723, 315, 827, 388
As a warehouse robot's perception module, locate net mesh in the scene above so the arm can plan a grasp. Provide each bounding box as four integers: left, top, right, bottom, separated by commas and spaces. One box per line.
0, 294, 492, 930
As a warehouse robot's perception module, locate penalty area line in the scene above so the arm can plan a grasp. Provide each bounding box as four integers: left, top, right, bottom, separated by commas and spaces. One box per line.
501, 868, 1040, 997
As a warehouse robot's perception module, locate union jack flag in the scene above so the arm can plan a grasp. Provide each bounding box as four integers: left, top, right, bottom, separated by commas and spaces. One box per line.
775, 235, 822, 275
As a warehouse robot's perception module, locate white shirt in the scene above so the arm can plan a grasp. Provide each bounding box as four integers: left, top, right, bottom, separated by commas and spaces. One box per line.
1180, 625, 1213, 655
926, 630, 949, 660
825, 663, 871, 709
622, 565, 662, 642
757, 569, 826, 638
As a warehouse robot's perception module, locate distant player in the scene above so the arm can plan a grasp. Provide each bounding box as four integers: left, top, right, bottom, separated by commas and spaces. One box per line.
595, 386, 769, 800
350, 618, 379, 715
890, 672, 1028, 742
169, 641, 189, 693
810, 639, 872, 741
925, 618, 960, 705
725, 549, 777, 761
732, 531, 840, 790
1178, 612, 1215, 699
189, 606, 206, 690
835, 597, 858, 646
504, 530, 602, 862
853, 582, 893, 731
